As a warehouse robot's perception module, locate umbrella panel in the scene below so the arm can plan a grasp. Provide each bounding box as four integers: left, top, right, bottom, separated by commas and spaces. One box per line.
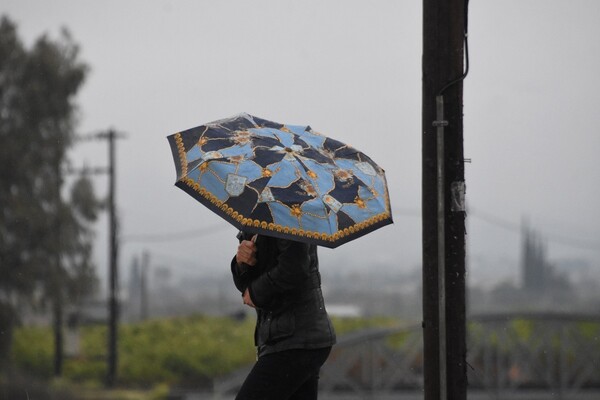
168, 114, 392, 248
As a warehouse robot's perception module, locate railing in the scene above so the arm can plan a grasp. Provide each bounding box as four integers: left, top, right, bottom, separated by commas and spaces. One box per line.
466, 312, 600, 400
212, 313, 600, 399
319, 325, 423, 395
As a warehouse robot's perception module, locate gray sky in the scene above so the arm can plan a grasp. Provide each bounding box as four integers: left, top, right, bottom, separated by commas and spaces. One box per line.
3, 0, 600, 289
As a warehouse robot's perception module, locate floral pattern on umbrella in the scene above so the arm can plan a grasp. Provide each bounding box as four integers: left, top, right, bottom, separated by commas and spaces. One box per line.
168, 113, 392, 248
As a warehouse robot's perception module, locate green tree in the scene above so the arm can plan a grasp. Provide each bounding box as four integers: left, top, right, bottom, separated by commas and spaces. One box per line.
0, 15, 100, 371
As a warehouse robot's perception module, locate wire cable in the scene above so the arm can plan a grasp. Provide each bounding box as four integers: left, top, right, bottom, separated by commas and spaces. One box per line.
468, 208, 600, 252
438, 0, 470, 96
122, 223, 230, 243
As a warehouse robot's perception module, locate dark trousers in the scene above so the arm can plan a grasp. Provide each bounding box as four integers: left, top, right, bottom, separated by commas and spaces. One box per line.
235, 347, 332, 400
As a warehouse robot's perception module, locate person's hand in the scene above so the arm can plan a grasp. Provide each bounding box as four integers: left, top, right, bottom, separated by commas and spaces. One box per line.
236, 235, 257, 266
243, 288, 255, 308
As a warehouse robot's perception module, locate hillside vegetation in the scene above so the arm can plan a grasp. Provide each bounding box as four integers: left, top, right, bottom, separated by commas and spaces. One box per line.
10, 314, 399, 388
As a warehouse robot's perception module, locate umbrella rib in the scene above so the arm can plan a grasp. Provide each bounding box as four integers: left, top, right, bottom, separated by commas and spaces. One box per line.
183, 157, 230, 179
293, 156, 336, 236
169, 114, 392, 248
256, 154, 332, 236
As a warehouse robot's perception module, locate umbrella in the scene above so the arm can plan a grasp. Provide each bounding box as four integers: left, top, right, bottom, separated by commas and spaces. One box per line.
167, 113, 392, 248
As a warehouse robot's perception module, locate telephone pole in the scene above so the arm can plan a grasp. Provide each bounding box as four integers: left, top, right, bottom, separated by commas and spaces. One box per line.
422, 1, 468, 400
53, 151, 64, 377
78, 129, 124, 387
104, 129, 122, 388
140, 251, 149, 320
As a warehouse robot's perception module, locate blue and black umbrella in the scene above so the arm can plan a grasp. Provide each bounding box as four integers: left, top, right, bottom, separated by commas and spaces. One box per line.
167, 113, 392, 248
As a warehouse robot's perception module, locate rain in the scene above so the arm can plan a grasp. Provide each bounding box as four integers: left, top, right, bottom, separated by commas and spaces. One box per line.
1, 0, 599, 399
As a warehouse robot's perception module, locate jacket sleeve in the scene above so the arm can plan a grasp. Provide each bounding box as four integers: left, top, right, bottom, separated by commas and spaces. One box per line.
231, 256, 251, 293
230, 231, 257, 293
248, 239, 311, 309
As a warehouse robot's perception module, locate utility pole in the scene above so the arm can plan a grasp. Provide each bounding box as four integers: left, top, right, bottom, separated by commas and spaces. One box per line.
53, 152, 64, 377
140, 251, 149, 320
52, 275, 64, 377
104, 129, 121, 388
78, 129, 124, 387
422, 1, 468, 400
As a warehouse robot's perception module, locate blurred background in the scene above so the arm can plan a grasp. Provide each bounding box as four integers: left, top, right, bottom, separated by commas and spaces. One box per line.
1, 1, 599, 399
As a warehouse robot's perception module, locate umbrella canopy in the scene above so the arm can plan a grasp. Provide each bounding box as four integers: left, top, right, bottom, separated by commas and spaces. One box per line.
167, 113, 392, 248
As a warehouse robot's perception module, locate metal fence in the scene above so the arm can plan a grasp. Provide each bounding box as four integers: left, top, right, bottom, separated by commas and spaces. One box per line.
208, 312, 600, 400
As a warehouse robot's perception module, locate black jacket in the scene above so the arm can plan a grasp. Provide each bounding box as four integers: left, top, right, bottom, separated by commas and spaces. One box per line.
231, 232, 336, 356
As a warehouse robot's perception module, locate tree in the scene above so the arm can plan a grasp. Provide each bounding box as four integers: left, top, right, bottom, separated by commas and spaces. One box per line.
0, 15, 100, 370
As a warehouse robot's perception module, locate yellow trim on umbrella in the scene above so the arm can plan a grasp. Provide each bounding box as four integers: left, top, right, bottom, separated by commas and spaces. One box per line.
180, 176, 391, 243
174, 133, 188, 177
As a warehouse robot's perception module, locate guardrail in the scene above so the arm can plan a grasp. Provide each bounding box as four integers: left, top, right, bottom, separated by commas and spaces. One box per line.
211, 312, 600, 399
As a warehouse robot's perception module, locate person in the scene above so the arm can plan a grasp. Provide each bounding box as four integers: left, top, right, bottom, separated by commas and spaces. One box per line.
231, 231, 336, 400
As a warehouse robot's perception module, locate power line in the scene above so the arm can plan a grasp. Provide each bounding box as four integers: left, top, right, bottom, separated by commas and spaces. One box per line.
122, 223, 230, 243
121, 206, 598, 252
150, 252, 222, 272
124, 208, 420, 244
467, 207, 520, 232
468, 208, 600, 252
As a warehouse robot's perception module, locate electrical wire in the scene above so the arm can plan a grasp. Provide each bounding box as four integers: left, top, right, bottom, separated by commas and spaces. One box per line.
150, 251, 217, 272
120, 206, 597, 252
122, 223, 230, 243
468, 208, 600, 252
438, 0, 470, 96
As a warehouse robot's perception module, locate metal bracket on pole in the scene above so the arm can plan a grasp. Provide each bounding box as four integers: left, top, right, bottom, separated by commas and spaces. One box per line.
433, 94, 447, 400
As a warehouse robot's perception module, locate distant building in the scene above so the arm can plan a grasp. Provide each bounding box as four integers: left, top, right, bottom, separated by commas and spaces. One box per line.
327, 304, 363, 318
520, 220, 572, 301
521, 223, 549, 293
124, 252, 149, 322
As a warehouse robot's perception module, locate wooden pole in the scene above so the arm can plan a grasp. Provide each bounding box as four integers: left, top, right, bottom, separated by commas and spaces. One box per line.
73, 130, 123, 387
53, 148, 64, 377
107, 129, 119, 387
422, 0, 468, 399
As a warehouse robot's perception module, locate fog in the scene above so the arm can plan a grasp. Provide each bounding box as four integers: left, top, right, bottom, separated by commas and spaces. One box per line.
4, 0, 600, 299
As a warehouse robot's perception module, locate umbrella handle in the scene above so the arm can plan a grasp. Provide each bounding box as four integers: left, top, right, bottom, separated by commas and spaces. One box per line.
237, 230, 258, 243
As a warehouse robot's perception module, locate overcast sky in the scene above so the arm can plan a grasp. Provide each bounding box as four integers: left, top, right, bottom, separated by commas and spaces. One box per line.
3, 0, 600, 290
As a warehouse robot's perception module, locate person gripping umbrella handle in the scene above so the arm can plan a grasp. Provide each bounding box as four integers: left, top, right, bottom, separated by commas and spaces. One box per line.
236, 234, 257, 266
236, 234, 258, 308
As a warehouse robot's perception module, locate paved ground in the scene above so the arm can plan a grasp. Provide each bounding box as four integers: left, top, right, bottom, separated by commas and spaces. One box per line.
172, 389, 600, 400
